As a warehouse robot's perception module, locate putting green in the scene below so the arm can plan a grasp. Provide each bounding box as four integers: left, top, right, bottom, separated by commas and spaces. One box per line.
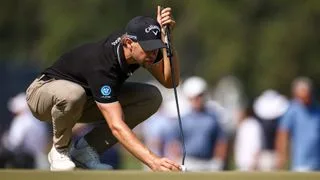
1, 170, 320, 180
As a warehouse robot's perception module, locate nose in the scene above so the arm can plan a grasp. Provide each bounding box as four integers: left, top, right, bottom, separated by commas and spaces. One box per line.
146, 49, 158, 59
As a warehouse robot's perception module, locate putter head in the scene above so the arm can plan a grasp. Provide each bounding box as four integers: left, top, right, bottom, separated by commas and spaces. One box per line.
181, 165, 187, 172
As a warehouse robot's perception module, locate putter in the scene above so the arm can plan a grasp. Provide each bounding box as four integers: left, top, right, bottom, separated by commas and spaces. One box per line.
164, 24, 187, 172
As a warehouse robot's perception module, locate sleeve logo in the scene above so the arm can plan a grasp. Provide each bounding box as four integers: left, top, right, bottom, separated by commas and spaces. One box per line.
100, 85, 111, 96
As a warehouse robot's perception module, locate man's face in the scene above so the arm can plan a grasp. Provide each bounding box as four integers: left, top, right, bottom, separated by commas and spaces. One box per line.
131, 42, 159, 67
293, 83, 311, 104
189, 93, 205, 111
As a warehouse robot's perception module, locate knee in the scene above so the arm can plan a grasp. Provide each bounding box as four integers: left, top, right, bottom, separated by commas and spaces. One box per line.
146, 85, 163, 111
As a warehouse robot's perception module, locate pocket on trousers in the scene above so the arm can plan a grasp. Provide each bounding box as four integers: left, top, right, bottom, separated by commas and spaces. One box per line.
26, 79, 37, 102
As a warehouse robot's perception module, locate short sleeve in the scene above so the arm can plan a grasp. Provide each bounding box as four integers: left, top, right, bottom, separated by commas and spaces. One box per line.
215, 120, 227, 142
279, 103, 294, 132
86, 69, 120, 103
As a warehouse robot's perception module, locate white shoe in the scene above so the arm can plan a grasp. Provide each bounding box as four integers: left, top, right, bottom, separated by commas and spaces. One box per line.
48, 145, 76, 171
70, 137, 113, 169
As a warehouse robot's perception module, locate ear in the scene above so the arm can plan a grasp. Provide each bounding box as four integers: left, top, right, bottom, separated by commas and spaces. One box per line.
123, 38, 134, 49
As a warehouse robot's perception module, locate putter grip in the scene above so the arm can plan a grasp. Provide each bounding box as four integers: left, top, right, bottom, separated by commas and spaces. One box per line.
160, 6, 172, 58
164, 26, 172, 58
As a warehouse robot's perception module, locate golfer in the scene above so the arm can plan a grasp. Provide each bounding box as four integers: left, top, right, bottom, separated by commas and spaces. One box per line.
26, 6, 181, 171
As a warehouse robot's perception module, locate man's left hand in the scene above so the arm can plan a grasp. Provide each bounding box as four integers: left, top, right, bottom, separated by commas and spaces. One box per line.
157, 6, 176, 31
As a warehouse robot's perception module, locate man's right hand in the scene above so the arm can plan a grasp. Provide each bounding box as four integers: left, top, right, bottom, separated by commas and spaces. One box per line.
150, 156, 182, 172
97, 101, 181, 172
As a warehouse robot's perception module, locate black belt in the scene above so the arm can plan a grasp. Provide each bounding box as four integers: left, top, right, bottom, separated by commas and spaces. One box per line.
37, 74, 52, 81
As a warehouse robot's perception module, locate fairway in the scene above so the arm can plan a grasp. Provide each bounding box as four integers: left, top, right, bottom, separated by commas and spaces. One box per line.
1, 170, 320, 180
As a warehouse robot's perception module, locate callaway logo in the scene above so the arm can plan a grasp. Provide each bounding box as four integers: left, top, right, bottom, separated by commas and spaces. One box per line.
145, 25, 160, 36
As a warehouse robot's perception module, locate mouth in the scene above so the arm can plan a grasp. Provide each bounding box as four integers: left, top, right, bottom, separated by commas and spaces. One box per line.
145, 61, 154, 65
145, 58, 155, 64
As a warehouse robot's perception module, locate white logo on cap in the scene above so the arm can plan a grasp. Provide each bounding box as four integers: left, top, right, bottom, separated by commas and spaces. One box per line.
152, 31, 158, 35
145, 25, 160, 36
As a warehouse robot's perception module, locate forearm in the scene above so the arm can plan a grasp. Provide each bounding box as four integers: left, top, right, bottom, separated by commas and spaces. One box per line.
111, 120, 158, 168
209, 142, 227, 170
97, 102, 158, 169
214, 141, 228, 161
275, 130, 289, 169
162, 33, 180, 87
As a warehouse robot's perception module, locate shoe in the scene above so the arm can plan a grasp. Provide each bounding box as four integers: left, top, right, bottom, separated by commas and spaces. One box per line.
70, 137, 113, 169
48, 145, 76, 171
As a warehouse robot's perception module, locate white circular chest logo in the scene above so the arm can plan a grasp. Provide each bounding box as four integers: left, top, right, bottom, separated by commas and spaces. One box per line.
101, 85, 111, 96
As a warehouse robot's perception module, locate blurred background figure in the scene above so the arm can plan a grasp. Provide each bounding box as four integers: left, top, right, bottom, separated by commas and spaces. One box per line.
1, 93, 49, 169
140, 101, 178, 171
253, 90, 289, 171
212, 76, 246, 136
212, 76, 246, 170
167, 76, 227, 171
141, 101, 180, 158
234, 102, 263, 171
276, 77, 320, 171
139, 80, 190, 171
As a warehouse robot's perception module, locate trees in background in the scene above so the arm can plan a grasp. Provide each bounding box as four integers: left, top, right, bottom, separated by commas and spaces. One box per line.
1, 0, 320, 97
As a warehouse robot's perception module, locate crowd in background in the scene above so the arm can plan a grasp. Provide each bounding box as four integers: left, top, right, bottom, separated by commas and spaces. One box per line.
0, 75, 319, 172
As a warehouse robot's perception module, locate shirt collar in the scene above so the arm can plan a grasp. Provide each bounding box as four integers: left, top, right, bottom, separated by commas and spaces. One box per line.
116, 43, 132, 76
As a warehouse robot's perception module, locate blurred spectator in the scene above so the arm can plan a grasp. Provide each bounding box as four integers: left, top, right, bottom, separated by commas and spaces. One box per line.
276, 77, 320, 171
234, 102, 263, 171
212, 76, 246, 135
167, 76, 227, 171
140, 82, 190, 171
140, 103, 175, 171
142, 102, 177, 157
206, 100, 233, 170
253, 90, 289, 171
1, 93, 49, 169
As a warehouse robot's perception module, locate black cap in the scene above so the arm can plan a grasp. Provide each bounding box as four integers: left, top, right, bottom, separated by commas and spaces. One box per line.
125, 16, 165, 51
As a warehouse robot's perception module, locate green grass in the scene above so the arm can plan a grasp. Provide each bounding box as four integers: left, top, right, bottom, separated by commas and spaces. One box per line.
120, 148, 143, 170
1, 170, 320, 180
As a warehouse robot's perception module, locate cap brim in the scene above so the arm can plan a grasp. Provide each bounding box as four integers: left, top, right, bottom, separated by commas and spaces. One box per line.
138, 39, 166, 51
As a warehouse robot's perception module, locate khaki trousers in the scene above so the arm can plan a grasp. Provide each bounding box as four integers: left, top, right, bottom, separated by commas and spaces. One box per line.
26, 76, 162, 153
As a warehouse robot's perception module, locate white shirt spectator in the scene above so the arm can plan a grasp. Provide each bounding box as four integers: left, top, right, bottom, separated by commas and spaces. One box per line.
4, 93, 49, 169
234, 117, 263, 171
6, 111, 47, 156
